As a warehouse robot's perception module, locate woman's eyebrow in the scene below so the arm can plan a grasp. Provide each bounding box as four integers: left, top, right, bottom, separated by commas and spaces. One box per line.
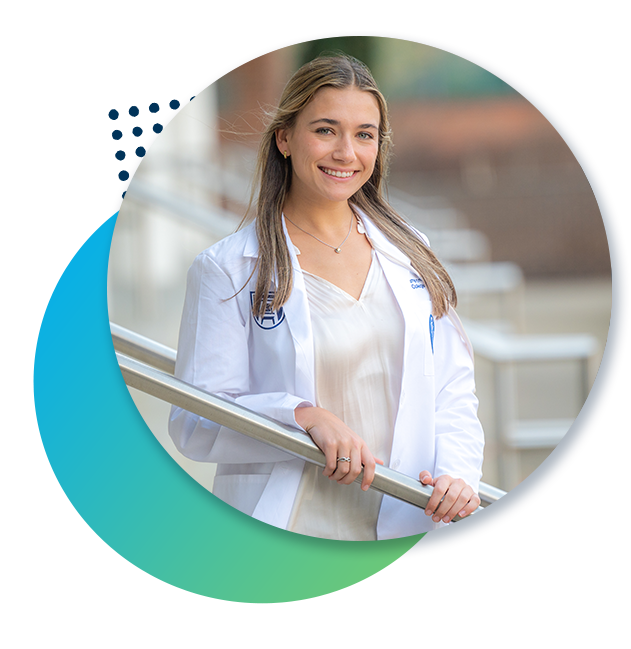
308, 118, 378, 130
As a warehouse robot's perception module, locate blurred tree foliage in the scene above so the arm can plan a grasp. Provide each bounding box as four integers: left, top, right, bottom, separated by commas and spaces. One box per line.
296, 34, 613, 96
297, 36, 378, 70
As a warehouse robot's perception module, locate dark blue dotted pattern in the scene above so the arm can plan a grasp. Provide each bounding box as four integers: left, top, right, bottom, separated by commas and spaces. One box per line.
111, 97, 187, 192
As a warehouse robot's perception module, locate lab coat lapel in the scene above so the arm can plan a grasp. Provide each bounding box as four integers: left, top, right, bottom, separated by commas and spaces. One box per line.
281, 217, 316, 404
360, 215, 425, 327
361, 216, 435, 478
242, 218, 316, 403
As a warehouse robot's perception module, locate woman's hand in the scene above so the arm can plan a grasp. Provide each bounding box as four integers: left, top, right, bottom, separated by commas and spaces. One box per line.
419, 471, 480, 523
295, 406, 383, 491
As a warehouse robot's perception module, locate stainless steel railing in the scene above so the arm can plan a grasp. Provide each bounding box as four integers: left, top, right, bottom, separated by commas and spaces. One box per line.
111, 322, 506, 514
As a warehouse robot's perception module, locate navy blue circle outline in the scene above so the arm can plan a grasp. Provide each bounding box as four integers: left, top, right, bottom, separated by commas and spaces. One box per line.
252, 311, 286, 330
249, 291, 286, 330
110, 31, 615, 556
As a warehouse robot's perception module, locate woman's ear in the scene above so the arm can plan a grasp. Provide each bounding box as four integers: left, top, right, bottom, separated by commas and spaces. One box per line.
275, 128, 290, 157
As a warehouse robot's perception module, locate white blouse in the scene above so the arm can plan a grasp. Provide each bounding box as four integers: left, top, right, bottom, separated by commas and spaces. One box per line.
287, 249, 405, 540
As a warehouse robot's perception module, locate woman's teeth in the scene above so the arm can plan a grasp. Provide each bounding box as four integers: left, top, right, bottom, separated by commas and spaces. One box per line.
321, 167, 355, 178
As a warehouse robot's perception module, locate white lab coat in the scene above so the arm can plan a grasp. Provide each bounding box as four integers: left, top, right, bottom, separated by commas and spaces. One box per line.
168, 212, 484, 539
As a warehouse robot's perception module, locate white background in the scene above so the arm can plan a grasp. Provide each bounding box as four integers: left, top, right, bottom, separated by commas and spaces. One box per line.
0, 5, 631, 649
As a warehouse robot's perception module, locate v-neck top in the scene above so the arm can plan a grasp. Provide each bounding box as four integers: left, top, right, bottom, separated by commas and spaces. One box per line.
287, 249, 405, 540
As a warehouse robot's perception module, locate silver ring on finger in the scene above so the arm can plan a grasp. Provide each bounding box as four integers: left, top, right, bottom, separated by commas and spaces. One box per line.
336, 457, 351, 463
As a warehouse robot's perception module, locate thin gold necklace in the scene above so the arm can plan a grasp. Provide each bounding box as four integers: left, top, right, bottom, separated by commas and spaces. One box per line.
284, 212, 355, 254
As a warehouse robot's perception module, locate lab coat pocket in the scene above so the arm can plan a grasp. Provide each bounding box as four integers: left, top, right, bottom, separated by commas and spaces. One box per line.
212, 474, 270, 517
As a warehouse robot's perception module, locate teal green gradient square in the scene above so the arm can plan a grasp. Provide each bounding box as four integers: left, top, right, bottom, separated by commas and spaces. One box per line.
33, 144, 506, 604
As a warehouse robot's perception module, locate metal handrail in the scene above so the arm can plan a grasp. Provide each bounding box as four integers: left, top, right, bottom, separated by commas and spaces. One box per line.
110, 322, 613, 543
111, 322, 176, 374
110, 322, 612, 541
116, 352, 560, 543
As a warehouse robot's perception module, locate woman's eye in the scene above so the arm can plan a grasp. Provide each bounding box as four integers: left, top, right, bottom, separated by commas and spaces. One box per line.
316, 127, 332, 135
357, 132, 374, 140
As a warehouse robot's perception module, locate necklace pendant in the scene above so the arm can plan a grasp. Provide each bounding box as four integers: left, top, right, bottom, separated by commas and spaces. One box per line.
334, 248, 342, 254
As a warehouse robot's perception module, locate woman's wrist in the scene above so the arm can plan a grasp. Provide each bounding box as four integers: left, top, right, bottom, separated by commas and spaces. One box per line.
294, 405, 321, 431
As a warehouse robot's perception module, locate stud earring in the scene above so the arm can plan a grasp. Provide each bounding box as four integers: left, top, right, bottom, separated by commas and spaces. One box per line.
283, 151, 289, 159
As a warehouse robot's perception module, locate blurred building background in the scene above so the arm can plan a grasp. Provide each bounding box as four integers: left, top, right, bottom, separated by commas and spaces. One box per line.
109, 37, 611, 495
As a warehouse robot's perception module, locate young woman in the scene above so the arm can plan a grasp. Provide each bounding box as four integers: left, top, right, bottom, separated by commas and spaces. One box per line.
168, 54, 484, 540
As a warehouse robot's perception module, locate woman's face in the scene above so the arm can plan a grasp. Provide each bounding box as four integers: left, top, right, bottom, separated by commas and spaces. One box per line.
276, 86, 381, 208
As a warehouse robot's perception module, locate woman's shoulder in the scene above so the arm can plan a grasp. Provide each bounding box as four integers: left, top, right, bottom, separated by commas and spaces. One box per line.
356, 207, 431, 248
193, 220, 258, 272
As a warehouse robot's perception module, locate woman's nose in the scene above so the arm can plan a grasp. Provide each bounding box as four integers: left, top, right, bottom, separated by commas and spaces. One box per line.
332, 135, 356, 162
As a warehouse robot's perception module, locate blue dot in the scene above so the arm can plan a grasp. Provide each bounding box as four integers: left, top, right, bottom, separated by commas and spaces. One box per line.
112, 130, 122, 140
119, 170, 129, 181
149, 103, 159, 113
169, 99, 180, 110
132, 126, 143, 137
129, 106, 139, 117
108, 109, 119, 120
122, 192, 127, 199
135, 147, 146, 157
115, 150, 126, 161
153, 123, 163, 133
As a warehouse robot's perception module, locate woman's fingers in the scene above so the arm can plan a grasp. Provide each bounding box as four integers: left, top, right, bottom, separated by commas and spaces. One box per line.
423, 474, 480, 523
438, 489, 480, 523
424, 474, 449, 517
336, 446, 362, 485
419, 470, 433, 486
433, 479, 467, 521
300, 407, 378, 488
452, 491, 480, 521
427, 475, 458, 521
330, 449, 352, 482
360, 448, 377, 491
321, 439, 340, 478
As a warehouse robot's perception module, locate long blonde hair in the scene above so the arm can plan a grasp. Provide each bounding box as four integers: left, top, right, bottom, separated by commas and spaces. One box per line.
243, 54, 456, 318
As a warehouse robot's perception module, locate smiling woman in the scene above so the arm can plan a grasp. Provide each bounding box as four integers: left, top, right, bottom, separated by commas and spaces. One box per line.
277, 87, 380, 209
168, 54, 485, 540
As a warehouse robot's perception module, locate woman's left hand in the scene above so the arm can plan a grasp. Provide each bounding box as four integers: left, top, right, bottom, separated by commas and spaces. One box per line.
418, 471, 480, 523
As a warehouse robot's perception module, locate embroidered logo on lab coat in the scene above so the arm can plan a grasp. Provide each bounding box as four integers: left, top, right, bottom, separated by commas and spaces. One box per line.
429, 314, 435, 353
250, 291, 286, 329
410, 278, 425, 289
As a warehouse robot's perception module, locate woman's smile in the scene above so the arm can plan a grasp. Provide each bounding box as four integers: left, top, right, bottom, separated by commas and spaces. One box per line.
319, 166, 359, 179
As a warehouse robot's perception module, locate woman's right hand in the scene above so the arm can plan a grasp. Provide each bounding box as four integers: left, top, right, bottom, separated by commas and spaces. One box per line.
294, 406, 382, 491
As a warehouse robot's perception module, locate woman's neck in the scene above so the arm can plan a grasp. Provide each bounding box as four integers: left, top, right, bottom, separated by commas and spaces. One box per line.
282, 194, 354, 235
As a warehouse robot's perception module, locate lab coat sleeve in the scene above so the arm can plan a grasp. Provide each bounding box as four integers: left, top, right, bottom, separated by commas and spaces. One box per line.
432, 312, 485, 493
168, 251, 313, 463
